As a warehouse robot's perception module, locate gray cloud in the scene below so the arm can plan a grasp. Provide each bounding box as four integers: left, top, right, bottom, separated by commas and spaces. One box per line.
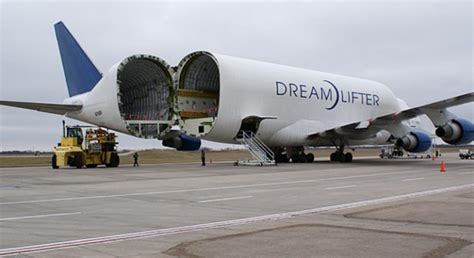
1, 1, 472, 151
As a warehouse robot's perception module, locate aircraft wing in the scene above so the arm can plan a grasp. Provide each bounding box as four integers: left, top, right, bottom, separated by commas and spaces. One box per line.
0, 100, 82, 115
308, 92, 474, 139
371, 92, 473, 125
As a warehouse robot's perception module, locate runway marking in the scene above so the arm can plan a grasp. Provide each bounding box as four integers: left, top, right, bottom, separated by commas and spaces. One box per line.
198, 196, 253, 203
457, 171, 474, 175
402, 177, 425, 182
0, 212, 81, 222
0, 184, 471, 256
0, 170, 424, 206
325, 185, 357, 190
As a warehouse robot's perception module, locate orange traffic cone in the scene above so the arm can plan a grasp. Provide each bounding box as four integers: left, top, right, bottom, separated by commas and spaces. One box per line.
440, 161, 446, 173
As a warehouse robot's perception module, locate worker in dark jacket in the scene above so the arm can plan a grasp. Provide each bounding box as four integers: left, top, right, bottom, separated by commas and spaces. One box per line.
201, 150, 206, 166
133, 152, 139, 167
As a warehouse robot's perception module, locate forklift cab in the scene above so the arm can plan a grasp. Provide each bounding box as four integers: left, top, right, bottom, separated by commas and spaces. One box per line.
66, 127, 84, 145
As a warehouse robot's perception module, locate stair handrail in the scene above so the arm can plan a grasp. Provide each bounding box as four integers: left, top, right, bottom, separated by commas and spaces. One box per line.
244, 131, 274, 160
241, 133, 267, 161
241, 131, 273, 162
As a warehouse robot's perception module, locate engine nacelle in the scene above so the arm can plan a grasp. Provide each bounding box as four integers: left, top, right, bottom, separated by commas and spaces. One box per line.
162, 134, 201, 151
396, 131, 432, 153
436, 119, 474, 145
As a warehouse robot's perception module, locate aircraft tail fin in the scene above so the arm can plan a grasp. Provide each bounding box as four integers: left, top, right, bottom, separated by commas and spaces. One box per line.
54, 21, 102, 97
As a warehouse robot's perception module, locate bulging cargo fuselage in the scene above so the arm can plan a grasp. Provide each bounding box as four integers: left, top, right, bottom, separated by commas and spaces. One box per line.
63, 51, 400, 147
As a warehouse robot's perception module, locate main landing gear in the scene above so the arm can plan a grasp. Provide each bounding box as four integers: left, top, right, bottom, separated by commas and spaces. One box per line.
329, 144, 353, 163
274, 147, 314, 163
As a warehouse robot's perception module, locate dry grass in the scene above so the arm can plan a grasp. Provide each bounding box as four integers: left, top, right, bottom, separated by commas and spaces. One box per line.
0, 150, 253, 168
120, 149, 253, 165
0, 146, 461, 168
0, 156, 52, 168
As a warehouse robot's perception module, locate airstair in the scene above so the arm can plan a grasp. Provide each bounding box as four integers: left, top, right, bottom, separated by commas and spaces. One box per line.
236, 131, 276, 166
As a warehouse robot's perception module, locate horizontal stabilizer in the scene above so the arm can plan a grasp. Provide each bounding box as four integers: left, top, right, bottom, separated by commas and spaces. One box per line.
0, 100, 82, 115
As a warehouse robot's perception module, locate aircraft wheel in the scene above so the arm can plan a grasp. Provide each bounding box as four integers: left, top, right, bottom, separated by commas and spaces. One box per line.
344, 152, 353, 163
306, 153, 315, 163
275, 153, 289, 163
297, 154, 307, 163
291, 155, 302, 163
337, 153, 346, 163
291, 154, 306, 163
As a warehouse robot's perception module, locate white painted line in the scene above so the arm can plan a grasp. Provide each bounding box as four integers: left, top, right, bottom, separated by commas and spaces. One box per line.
0, 212, 81, 222
457, 171, 474, 175
198, 196, 253, 203
402, 177, 425, 182
325, 185, 357, 190
0, 170, 423, 206
0, 184, 470, 256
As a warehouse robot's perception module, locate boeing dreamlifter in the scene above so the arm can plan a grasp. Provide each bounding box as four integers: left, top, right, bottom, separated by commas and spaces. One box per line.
1, 22, 473, 163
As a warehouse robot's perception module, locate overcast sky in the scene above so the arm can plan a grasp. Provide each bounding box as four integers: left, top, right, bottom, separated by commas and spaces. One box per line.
1, 0, 472, 151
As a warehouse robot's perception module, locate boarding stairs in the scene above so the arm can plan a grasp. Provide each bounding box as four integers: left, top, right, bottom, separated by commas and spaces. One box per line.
236, 131, 276, 166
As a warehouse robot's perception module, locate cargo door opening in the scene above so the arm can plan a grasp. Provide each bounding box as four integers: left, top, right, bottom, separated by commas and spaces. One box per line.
117, 55, 174, 139
177, 52, 220, 137
236, 116, 262, 139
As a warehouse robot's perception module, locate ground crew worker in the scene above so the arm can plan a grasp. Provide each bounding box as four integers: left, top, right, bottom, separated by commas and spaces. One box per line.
133, 152, 139, 167
201, 150, 206, 166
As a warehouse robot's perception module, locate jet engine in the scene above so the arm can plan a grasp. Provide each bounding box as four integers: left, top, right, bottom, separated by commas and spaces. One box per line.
396, 131, 432, 153
435, 119, 474, 145
162, 134, 201, 151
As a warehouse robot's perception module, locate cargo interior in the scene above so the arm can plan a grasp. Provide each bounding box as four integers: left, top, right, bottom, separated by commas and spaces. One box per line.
177, 53, 220, 136
117, 56, 173, 138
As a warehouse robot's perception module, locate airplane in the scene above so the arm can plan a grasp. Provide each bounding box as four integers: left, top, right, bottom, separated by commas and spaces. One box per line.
1, 21, 473, 163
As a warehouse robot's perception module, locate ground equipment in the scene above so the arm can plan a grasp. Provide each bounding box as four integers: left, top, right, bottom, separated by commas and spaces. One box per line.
459, 149, 473, 160
379, 146, 404, 159
52, 121, 119, 169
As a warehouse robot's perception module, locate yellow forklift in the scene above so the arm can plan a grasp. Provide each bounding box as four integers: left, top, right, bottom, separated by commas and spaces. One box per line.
52, 121, 120, 169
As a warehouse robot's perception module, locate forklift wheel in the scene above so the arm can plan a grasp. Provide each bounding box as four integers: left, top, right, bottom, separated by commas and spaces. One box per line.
106, 153, 120, 168
51, 155, 59, 169
75, 155, 83, 169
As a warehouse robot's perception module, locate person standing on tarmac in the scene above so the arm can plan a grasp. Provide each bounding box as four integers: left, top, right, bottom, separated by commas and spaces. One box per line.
201, 150, 206, 166
133, 152, 139, 167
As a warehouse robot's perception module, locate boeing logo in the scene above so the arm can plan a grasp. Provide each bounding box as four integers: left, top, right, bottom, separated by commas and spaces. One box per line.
275, 80, 380, 110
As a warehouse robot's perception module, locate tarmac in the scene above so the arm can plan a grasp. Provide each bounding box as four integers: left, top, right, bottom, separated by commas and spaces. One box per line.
0, 153, 472, 257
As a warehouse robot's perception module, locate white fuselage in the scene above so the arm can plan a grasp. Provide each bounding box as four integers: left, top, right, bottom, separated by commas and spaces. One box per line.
205, 54, 400, 146
63, 52, 403, 148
